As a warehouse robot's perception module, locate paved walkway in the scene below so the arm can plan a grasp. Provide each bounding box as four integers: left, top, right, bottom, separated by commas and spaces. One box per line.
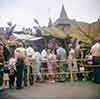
1, 81, 100, 99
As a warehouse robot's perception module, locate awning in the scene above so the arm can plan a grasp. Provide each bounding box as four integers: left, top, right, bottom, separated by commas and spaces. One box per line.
12, 33, 43, 41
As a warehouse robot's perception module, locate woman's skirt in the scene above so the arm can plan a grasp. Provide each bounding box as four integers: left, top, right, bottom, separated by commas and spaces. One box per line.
93, 56, 100, 84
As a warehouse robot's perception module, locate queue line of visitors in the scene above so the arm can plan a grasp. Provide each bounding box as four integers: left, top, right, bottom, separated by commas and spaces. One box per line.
0, 37, 100, 90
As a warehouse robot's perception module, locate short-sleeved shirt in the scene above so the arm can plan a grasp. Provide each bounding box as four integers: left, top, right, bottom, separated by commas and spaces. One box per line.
15, 47, 26, 59
91, 43, 100, 56
41, 49, 47, 61
56, 47, 66, 60
35, 52, 42, 64
26, 47, 34, 56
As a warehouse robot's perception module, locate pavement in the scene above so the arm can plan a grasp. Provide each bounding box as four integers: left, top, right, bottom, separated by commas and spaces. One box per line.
0, 89, 17, 99
0, 81, 100, 99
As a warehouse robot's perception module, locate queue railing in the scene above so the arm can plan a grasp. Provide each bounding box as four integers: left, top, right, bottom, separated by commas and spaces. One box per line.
39, 58, 100, 82
0, 58, 100, 82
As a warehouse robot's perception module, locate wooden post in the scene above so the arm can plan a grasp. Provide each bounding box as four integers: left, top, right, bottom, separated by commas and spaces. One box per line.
43, 36, 47, 48
68, 62, 73, 82
70, 69, 73, 82
64, 38, 67, 50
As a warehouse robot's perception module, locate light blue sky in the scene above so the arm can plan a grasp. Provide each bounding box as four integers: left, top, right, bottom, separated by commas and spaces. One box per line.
0, 0, 100, 30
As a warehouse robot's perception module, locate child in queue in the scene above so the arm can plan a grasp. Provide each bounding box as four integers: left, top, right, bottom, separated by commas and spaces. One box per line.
8, 56, 16, 88
3, 62, 9, 88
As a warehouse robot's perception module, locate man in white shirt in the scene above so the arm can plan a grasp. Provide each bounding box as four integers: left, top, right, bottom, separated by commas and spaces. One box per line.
41, 48, 47, 80
90, 42, 100, 57
26, 45, 35, 57
90, 37, 100, 84
34, 48, 42, 82
41, 48, 47, 61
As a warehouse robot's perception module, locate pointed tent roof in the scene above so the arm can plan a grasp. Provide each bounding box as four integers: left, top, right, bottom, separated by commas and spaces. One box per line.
55, 4, 72, 25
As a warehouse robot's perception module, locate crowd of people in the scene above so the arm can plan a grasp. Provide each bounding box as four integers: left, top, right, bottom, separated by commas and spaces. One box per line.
0, 36, 100, 90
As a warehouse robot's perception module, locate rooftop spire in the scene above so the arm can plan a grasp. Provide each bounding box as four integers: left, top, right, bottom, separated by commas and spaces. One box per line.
60, 4, 68, 19
55, 4, 71, 25
48, 17, 52, 27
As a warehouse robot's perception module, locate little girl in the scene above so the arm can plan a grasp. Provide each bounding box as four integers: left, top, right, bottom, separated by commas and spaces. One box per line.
3, 62, 9, 88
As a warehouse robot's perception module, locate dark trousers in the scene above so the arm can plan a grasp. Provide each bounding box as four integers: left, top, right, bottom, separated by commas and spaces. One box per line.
93, 56, 100, 84
0, 76, 3, 86
9, 76, 15, 88
16, 76, 23, 88
16, 62, 24, 89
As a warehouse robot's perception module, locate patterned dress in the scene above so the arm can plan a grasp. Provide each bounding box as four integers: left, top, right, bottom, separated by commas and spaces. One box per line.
47, 53, 55, 75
